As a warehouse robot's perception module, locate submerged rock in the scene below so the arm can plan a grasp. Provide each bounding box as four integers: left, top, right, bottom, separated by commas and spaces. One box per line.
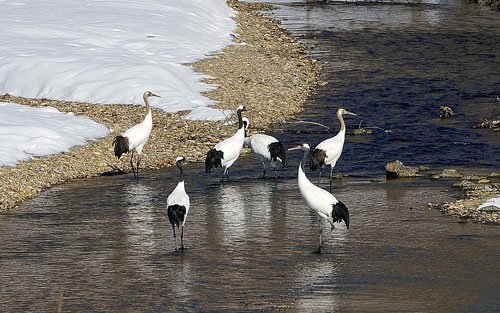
418, 165, 430, 171
487, 172, 500, 178
439, 106, 455, 119
473, 117, 500, 131
432, 169, 463, 179
385, 160, 420, 178
348, 128, 373, 135
462, 175, 483, 181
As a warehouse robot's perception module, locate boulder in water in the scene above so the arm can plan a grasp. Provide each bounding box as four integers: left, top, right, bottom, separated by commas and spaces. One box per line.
433, 169, 463, 179
385, 160, 420, 178
439, 106, 455, 119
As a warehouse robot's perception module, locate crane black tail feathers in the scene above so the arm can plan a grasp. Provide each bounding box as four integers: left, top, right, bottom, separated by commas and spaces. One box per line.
310, 148, 326, 171
269, 142, 287, 167
332, 200, 350, 229
113, 135, 129, 159
167, 204, 187, 228
205, 148, 223, 173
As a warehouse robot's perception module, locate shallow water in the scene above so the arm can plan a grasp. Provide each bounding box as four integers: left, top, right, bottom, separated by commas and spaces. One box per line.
1, 0, 499, 312
0, 164, 499, 311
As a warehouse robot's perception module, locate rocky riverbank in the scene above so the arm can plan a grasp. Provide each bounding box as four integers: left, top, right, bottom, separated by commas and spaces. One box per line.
385, 160, 499, 224
0, 1, 321, 212
429, 171, 500, 224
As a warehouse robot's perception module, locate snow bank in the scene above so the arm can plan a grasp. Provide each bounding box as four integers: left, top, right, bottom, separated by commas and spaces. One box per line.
0, 0, 236, 120
0, 102, 110, 167
477, 198, 500, 211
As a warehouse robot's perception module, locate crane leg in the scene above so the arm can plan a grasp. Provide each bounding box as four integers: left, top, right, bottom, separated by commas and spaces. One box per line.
329, 166, 335, 192
273, 166, 278, 179
136, 154, 142, 179
130, 150, 136, 178
327, 217, 336, 232
180, 225, 185, 251
261, 161, 266, 178
171, 224, 177, 252
221, 167, 226, 182
317, 169, 322, 184
313, 221, 323, 254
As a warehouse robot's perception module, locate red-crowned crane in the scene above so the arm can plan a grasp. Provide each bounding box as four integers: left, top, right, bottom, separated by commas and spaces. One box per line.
289, 143, 350, 254
242, 117, 287, 178
310, 108, 357, 190
167, 156, 190, 252
205, 105, 247, 181
113, 91, 160, 179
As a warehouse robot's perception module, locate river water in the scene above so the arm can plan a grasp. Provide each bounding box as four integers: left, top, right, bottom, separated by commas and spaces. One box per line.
1, 1, 499, 312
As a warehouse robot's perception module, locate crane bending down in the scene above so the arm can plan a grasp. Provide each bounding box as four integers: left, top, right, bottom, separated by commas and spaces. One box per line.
310, 108, 357, 190
205, 105, 247, 181
242, 117, 287, 178
113, 91, 160, 179
167, 156, 190, 251
289, 143, 350, 254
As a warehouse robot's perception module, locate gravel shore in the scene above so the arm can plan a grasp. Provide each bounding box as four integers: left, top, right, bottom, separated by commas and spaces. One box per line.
0, 1, 321, 212
429, 172, 500, 224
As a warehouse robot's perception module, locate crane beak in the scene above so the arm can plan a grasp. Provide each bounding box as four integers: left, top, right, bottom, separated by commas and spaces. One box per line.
345, 110, 357, 116
151, 93, 161, 98
287, 145, 303, 152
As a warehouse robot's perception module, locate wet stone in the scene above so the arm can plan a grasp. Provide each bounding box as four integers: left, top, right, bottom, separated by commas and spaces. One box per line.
439, 106, 455, 119
348, 128, 373, 135
435, 169, 463, 179
385, 160, 420, 178
473, 116, 500, 131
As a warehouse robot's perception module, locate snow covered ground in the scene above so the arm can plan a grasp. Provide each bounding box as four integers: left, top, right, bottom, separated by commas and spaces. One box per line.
0, 0, 237, 166
0, 103, 110, 167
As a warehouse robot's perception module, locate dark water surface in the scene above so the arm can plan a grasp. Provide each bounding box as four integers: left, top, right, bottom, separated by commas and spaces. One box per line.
272, 0, 500, 176
1, 1, 499, 312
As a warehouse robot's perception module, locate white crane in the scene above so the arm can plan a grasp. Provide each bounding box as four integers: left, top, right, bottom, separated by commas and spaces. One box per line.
205, 105, 247, 181
310, 108, 357, 190
167, 156, 190, 251
289, 143, 350, 254
242, 117, 287, 178
113, 91, 160, 179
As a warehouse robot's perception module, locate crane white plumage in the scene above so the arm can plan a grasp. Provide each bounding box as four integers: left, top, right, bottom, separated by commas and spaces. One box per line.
310, 108, 357, 189
289, 143, 350, 254
167, 156, 190, 251
205, 105, 247, 181
242, 117, 287, 178
113, 91, 160, 179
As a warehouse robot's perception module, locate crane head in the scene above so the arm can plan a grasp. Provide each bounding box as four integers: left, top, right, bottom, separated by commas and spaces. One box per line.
144, 91, 161, 98
338, 108, 357, 116
236, 105, 247, 112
